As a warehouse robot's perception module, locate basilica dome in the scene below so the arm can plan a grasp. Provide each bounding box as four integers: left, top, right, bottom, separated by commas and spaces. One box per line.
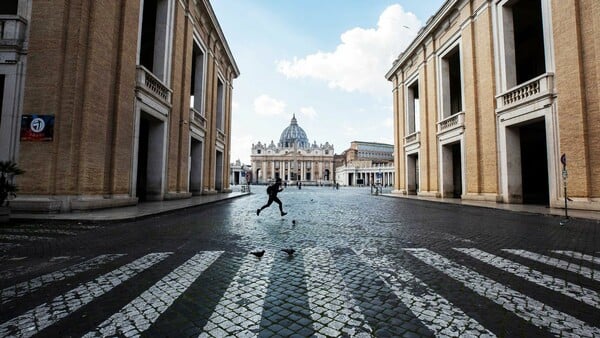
279, 114, 309, 148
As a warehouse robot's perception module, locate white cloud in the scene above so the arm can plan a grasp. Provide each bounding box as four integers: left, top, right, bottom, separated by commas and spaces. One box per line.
276, 4, 420, 96
300, 106, 318, 120
253, 94, 286, 116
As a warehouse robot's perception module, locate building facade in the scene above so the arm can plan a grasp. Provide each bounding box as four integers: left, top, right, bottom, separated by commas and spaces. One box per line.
230, 159, 250, 185
5, 0, 239, 212
387, 0, 599, 211
335, 141, 395, 186
250, 115, 334, 185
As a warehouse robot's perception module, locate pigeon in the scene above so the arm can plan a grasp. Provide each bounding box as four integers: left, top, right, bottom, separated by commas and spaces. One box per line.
281, 248, 295, 256
250, 250, 265, 258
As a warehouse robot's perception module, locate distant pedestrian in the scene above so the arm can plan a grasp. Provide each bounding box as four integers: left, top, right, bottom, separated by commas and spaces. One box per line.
257, 178, 287, 217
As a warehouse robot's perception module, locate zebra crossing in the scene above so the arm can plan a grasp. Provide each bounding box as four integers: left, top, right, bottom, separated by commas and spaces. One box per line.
0, 247, 598, 337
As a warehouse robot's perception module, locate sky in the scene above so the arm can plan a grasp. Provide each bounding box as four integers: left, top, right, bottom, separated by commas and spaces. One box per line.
211, 1, 446, 164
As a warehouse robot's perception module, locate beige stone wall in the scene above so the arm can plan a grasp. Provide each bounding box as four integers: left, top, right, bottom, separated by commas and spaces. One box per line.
552, 0, 599, 199
461, 2, 498, 197
388, 0, 599, 209
17, 0, 238, 210
472, 5, 498, 195
111, 1, 140, 195
585, 0, 600, 197
20, 1, 140, 196
167, 2, 188, 194
422, 47, 438, 193
20, 0, 70, 194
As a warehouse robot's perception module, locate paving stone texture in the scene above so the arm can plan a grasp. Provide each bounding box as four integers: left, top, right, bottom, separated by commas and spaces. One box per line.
0, 187, 598, 337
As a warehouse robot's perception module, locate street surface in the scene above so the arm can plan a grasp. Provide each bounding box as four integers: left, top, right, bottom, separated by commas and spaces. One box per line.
0, 187, 599, 337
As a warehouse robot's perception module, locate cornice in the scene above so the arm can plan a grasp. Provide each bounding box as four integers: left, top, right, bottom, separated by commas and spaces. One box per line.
386, 0, 462, 79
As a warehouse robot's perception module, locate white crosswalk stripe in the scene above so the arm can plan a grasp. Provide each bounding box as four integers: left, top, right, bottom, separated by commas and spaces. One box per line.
354, 249, 495, 337
456, 248, 600, 309
551, 250, 600, 265
303, 247, 372, 337
0, 252, 171, 338
85, 251, 222, 338
405, 248, 600, 337
1, 254, 126, 304
199, 253, 274, 337
503, 249, 600, 282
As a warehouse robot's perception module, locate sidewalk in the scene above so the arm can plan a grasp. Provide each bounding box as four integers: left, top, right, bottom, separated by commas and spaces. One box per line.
380, 192, 600, 222
10, 191, 251, 222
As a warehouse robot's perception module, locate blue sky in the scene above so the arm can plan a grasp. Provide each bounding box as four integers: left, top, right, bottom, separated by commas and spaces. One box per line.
211, 1, 446, 164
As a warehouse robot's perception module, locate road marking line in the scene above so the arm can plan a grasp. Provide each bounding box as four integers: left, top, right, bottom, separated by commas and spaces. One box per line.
551, 251, 600, 265
0, 254, 126, 304
199, 253, 274, 338
456, 248, 600, 309
0, 252, 171, 338
84, 251, 222, 337
355, 249, 495, 337
303, 247, 372, 337
405, 248, 600, 337
503, 249, 600, 282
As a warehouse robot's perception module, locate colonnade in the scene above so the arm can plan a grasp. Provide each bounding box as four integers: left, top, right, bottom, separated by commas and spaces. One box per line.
255, 159, 333, 183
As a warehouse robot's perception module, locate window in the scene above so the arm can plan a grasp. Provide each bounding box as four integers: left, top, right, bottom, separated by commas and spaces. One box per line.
440, 44, 462, 118
406, 79, 420, 134
500, 0, 546, 87
139, 0, 172, 82
216, 78, 224, 130
190, 42, 205, 112
0, 1, 18, 15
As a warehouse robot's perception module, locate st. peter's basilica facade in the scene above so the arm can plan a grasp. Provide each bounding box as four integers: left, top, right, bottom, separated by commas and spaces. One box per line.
250, 115, 334, 185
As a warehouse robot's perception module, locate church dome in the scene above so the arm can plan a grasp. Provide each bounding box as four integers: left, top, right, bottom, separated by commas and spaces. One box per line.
279, 114, 309, 148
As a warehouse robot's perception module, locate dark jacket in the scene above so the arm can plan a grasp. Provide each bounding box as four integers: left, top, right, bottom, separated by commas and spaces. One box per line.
267, 182, 283, 197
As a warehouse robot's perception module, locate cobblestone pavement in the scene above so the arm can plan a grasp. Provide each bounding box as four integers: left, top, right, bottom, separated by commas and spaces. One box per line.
0, 187, 599, 337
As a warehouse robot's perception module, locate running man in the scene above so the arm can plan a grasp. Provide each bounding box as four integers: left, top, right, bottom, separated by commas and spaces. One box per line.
257, 178, 287, 216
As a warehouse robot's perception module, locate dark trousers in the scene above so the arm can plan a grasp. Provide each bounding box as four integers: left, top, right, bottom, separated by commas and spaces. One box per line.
260, 195, 283, 213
